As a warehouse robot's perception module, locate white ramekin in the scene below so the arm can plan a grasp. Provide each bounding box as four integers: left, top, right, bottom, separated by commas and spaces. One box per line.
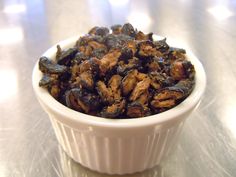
32, 35, 206, 175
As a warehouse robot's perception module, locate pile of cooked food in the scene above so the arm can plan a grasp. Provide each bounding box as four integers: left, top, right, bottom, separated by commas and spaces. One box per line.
38, 23, 195, 118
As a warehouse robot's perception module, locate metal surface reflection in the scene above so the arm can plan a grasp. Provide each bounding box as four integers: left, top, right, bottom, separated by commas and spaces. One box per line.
0, 69, 18, 103
59, 146, 164, 177
108, 0, 129, 6
0, 27, 23, 45
3, 4, 26, 14
207, 5, 233, 21
223, 105, 236, 139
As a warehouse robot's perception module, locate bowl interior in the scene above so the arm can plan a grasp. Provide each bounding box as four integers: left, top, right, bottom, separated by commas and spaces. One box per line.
32, 35, 206, 128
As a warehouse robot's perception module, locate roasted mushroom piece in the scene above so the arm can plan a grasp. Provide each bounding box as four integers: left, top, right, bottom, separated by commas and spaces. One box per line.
74, 57, 100, 76
121, 23, 136, 37
151, 79, 194, 109
56, 45, 78, 66
75, 71, 94, 91
149, 72, 166, 89
65, 88, 83, 111
88, 40, 106, 50
137, 40, 158, 58
126, 102, 151, 118
117, 57, 141, 75
121, 69, 138, 96
39, 56, 67, 74
99, 49, 121, 75
94, 27, 109, 37
154, 38, 169, 53
65, 88, 101, 113
146, 56, 162, 72
88, 26, 109, 36
92, 48, 107, 59
96, 81, 113, 104
135, 31, 153, 41
126, 40, 137, 55
130, 77, 151, 101
39, 74, 55, 88
119, 47, 134, 61
136, 90, 149, 105
111, 24, 122, 34
104, 34, 132, 50
168, 47, 186, 54
108, 75, 122, 101
101, 100, 126, 118
88, 26, 99, 35
50, 84, 60, 99
72, 52, 89, 65
170, 59, 195, 80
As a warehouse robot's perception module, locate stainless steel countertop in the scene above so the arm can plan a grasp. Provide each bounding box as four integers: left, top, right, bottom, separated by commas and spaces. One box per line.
1, 0, 236, 176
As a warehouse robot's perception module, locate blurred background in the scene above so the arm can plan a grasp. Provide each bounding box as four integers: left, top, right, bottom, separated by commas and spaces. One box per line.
0, 0, 236, 176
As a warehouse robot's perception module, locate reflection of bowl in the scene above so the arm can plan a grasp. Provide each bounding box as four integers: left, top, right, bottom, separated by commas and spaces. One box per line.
32, 35, 206, 175
59, 145, 163, 177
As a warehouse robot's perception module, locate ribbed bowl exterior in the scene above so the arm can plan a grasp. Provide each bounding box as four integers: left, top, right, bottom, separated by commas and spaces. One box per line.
49, 114, 186, 174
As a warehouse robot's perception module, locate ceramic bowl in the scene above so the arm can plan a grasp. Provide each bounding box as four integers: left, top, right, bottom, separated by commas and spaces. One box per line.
32, 35, 206, 175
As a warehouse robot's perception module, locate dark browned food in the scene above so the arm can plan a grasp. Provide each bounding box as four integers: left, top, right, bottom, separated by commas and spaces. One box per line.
38, 23, 195, 118
101, 100, 126, 118
127, 102, 151, 118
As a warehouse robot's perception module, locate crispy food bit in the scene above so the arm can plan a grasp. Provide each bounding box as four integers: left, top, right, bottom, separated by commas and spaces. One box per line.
170, 59, 195, 80
73, 52, 88, 64
56, 46, 78, 66
121, 23, 136, 37
126, 40, 137, 55
99, 49, 121, 75
151, 79, 193, 109
39, 57, 67, 74
149, 72, 166, 89
111, 24, 122, 34
50, 85, 60, 98
154, 38, 169, 53
108, 75, 122, 101
146, 56, 161, 72
117, 57, 141, 75
136, 91, 149, 105
39, 74, 55, 88
169, 47, 186, 54
151, 99, 176, 109
120, 47, 133, 60
96, 81, 113, 104
95, 27, 109, 37
105, 34, 132, 50
130, 77, 151, 101
121, 70, 138, 96
38, 23, 195, 118
127, 102, 150, 118
136, 72, 148, 81
101, 100, 126, 118
88, 26, 109, 36
138, 41, 158, 58
92, 48, 107, 59
88, 26, 99, 35
76, 71, 94, 90
65, 89, 83, 111
88, 41, 106, 50
135, 31, 153, 41
65, 88, 101, 113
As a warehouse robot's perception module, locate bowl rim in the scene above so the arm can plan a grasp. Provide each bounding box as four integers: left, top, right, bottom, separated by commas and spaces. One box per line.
32, 35, 206, 128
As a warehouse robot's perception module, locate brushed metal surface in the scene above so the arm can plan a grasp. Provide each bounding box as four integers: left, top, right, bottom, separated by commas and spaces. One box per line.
0, 0, 236, 176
